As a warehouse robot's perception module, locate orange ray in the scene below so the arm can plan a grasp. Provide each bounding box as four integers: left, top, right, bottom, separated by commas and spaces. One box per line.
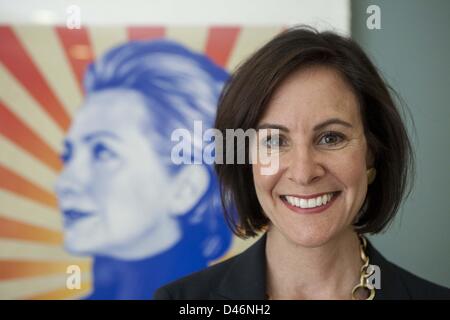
0, 216, 62, 245
55, 26, 94, 95
23, 282, 91, 300
204, 26, 241, 68
127, 26, 166, 41
0, 101, 62, 172
0, 260, 90, 280
0, 165, 58, 209
0, 26, 70, 131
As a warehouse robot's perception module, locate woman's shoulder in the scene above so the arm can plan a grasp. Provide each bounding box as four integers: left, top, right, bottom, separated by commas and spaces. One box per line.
367, 240, 450, 300
153, 253, 241, 300
388, 261, 450, 299
154, 235, 268, 300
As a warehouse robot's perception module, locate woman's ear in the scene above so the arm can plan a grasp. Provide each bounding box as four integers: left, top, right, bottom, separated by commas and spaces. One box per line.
366, 146, 375, 168
168, 165, 209, 217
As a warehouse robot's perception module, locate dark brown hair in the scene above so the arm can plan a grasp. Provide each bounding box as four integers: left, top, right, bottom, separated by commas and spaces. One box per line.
214, 26, 415, 238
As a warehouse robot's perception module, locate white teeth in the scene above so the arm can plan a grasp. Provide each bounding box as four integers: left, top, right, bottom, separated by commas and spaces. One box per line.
316, 196, 323, 206
300, 198, 307, 208
284, 193, 335, 209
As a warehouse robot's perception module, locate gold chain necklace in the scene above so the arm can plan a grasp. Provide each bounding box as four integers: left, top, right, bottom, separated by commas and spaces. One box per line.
266, 234, 376, 300
351, 234, 376, 300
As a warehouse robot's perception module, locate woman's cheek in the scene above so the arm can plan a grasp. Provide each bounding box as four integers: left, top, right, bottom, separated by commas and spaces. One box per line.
253, 163, 281, 210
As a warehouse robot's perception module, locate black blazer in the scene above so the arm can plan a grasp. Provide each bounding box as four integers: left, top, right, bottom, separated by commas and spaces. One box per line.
154, 233, 450, 300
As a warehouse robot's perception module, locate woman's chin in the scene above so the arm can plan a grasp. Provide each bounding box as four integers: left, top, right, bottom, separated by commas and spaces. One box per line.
64, 244, 91, 256
278, 226, 340, 249
63, 236, 98, 257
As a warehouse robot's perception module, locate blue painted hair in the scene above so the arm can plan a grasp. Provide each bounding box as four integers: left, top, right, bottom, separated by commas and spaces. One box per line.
84, 39, 231, 261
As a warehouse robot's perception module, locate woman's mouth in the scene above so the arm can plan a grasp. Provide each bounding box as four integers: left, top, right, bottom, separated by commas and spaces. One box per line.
279, 191, 341, 214
63, 209, 92, 227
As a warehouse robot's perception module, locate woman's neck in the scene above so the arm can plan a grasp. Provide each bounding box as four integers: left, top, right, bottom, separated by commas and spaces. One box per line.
97, 218, 182, 261
265, 227, 362, 300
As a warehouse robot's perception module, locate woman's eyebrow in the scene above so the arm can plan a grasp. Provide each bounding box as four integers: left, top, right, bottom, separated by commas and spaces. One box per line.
256, 123, 289, 132
256, 118, 353, 132
83, 131, 121, 142
313, 118, 353, 131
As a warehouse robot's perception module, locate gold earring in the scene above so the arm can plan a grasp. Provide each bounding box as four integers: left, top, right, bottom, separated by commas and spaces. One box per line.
367, 168, 376, 185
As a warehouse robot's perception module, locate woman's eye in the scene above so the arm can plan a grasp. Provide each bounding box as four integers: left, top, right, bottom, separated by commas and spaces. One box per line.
92, 143, 117, 162
318, 132, 345, 146
60, 142, 72, 164
262, 135, 285, 148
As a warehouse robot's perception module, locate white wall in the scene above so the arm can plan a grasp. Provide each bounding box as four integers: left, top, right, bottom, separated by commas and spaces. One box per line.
0, 0, 350, 33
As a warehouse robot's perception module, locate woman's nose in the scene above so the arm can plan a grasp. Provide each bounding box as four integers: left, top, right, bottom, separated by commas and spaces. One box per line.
285, 144, 325, 186
54, 157, 89, 199
55, 169, 82, 199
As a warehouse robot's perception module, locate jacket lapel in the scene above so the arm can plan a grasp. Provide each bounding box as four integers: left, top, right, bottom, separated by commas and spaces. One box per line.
211, 234, 268, 300
366, 240, 411, 300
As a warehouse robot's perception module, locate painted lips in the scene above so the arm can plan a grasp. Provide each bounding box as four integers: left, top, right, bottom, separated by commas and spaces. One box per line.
63, 209, 91, 227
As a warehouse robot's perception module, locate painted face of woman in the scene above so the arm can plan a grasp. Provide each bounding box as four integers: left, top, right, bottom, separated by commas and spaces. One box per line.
56, 89, 182, 259
252, 66, 373, 248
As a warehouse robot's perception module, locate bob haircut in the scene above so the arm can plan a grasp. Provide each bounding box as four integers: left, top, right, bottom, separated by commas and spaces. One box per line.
214, 26, 415, 238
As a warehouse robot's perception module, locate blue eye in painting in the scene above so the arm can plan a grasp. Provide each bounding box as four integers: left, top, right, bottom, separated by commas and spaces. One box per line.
61, 141, 73, 164
92, 142, 118, 162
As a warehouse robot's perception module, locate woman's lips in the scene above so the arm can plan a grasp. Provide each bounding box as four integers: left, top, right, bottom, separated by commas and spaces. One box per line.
63, 209, 92, 227
280, 191, 341, 214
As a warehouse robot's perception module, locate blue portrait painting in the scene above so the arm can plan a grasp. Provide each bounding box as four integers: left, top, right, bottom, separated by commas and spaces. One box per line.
54, 39, 232, 299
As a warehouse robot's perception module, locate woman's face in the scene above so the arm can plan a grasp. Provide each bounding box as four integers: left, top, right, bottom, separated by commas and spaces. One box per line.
55, 89, 181, 259
252, 66, 372, 248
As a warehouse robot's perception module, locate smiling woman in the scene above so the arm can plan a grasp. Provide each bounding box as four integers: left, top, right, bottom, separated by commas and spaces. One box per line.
154, 26, 450, 300
252, 65, 370, 250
